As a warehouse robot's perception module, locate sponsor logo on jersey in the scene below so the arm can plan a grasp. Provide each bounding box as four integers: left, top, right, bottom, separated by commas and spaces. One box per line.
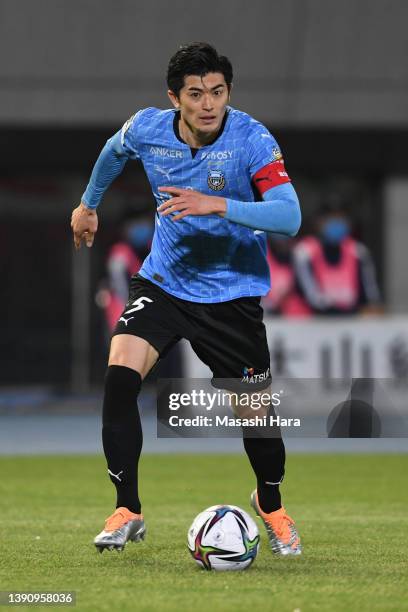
241, 367, 271, 384
201, 150, 233, 161
272, 146, 282, 161
207, 169, 226, 191
150, 146, 183, 159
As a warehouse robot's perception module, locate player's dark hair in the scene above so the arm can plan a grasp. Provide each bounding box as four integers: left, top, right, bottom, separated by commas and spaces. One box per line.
167, 42, 233, 97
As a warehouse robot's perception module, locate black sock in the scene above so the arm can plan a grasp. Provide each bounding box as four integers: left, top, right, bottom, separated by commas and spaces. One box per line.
102, 365, 143, 514
243, 435, 286, 513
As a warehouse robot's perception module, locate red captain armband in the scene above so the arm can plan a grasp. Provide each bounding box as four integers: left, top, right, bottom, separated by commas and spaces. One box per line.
252, 160, 291, 195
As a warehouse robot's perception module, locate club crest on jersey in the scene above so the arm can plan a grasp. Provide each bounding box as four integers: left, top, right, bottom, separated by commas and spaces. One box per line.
207, 169, 226, 191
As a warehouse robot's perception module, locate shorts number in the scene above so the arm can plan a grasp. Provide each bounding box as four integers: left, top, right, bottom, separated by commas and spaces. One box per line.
124, 296, 153, 315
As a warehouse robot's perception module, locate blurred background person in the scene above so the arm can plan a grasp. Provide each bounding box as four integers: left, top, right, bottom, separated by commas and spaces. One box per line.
293, 199, 382, 316
262, 233, 311, 317
98, 207, 154, 333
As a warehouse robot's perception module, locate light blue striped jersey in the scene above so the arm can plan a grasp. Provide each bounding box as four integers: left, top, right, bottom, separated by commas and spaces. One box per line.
121, 106, 283, 303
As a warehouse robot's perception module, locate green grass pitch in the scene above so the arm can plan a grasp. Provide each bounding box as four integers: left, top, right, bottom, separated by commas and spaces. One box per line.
1, 453, 407, 612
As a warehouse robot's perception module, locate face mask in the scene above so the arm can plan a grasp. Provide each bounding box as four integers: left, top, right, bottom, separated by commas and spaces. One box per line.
321, 219, 349, 244
128, 222, 153, 249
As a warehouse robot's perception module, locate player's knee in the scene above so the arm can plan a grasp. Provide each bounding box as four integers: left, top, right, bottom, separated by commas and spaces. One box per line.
104, 364, 142, 396
109, 335, 159, 379
103, 365, 142, 425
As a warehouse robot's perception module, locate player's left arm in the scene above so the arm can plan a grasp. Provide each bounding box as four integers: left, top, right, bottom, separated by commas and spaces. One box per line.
157, 182, 300, 236
223, 126, 301, 235
158, 126, 301, 235
223, 182, 301, 235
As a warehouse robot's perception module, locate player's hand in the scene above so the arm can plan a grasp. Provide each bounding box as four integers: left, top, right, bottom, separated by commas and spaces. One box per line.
71, 202, 98, 249
157, 186, 226, 221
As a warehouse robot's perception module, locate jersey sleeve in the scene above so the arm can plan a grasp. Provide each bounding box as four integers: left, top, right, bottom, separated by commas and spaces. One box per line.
120, 108, 153, 159
246, 122, 291, 195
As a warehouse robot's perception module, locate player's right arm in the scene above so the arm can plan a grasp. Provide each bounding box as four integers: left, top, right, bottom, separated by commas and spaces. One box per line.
71, 112, 141, 249
71, 131, 129, 249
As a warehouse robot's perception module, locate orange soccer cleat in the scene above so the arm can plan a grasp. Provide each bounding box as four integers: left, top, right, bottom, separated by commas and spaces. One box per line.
250, 490, 301, 556
94, 507, 146, 553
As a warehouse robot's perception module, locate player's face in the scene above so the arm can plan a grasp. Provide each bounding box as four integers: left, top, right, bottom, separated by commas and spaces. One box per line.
168, 73, 230, 143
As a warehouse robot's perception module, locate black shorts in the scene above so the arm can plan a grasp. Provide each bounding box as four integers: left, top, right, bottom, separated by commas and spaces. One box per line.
113, 275, 271, 390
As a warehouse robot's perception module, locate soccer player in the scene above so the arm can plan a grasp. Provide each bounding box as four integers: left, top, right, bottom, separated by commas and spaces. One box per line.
71, 43, 302, 556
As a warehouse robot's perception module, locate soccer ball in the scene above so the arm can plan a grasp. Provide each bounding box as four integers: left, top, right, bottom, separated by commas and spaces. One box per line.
187, 504, 260, 571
